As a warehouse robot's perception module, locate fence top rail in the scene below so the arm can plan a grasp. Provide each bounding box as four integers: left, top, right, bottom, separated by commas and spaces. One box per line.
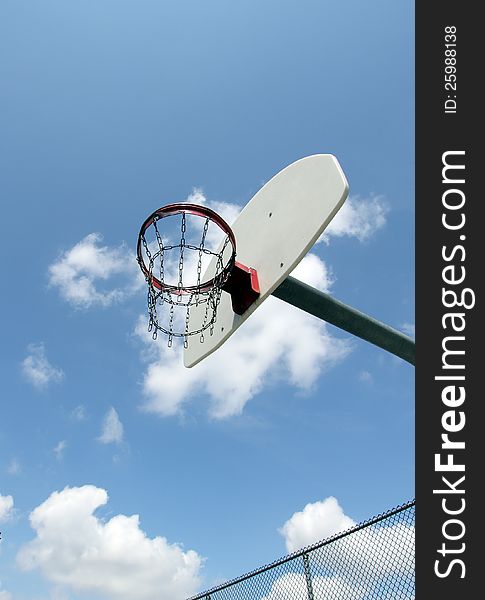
187, 499, 415, 600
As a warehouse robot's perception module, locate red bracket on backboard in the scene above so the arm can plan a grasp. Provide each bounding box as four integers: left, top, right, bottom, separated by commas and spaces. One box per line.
222, 262, 260, 315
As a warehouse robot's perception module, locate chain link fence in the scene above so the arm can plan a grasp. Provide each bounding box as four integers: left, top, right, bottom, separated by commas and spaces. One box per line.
188, 500, 415, 600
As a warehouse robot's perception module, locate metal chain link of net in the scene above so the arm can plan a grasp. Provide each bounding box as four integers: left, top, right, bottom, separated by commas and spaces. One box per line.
187, 500, 415, 600
139, 212, 234, 348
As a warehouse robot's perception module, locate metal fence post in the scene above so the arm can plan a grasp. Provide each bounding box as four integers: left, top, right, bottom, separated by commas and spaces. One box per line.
302, 553, 315, 600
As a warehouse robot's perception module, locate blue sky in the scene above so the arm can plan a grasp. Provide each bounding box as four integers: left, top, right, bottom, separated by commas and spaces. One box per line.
0, 1, 414, 599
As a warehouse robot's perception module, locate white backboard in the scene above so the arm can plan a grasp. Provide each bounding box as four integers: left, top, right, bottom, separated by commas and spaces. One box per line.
184, 154, 349, 367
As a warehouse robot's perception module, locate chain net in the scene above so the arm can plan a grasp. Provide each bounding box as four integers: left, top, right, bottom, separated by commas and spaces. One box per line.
138, 209, 234, 347
187, 501, 415, 600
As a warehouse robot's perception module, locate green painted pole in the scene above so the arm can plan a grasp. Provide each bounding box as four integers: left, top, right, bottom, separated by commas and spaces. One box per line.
272, 276, 415, 366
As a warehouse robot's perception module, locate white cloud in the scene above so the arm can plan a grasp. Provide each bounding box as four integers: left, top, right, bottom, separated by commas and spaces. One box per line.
0, 494, 14, 522
279, 496, 355, 553
137, 252, 349, 420
48, 233, 142, 308
49, 587, 71, 600
185, 187, 242, 229
0, 588, 12, 600
16, 485, 202, 600
53, 441, 67, 460
98, 407, 124, 444
320, 195, 388, 243
21, 343, 64, 390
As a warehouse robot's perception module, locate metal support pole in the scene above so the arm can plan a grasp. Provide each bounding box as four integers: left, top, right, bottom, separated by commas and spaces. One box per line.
302, 554, 315, 600
272, 276, 415, 366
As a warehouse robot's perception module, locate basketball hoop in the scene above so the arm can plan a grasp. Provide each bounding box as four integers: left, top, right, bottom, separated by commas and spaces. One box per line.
136, 157, 414, 368
137, 203, 260, 347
